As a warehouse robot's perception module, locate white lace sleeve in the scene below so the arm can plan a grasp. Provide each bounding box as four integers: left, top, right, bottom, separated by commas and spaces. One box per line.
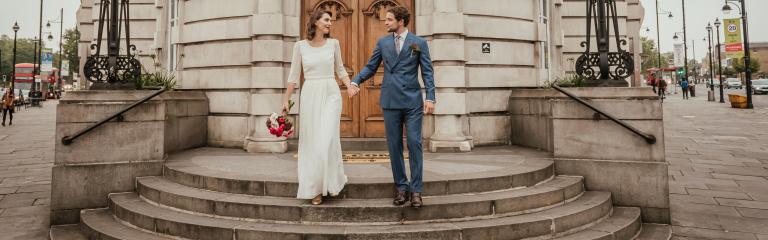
333, 39, 349, 78
287, 41, 302, 85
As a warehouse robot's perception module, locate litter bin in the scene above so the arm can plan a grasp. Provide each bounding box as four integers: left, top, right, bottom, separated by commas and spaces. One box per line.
728, 94, 747, 109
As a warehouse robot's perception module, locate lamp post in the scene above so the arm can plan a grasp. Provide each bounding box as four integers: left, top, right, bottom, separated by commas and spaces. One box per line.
654, 0, 673, 69
680, 0, 689, 83
11, 22, 20, 91
706, 23, 715, 100
36, 0, 44, 94
31, 37, 38, 92
723, 0, 753, 109
715, 18, 725, 103
47, 8, 64, 92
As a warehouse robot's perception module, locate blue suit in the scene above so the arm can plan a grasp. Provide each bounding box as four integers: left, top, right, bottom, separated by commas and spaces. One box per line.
352, 33, 435, 193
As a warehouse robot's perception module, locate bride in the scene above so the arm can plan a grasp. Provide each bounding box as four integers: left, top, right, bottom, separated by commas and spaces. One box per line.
281, 10, 356, 205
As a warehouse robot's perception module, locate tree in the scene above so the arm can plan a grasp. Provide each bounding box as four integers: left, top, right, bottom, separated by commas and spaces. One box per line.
731, 56, 761, 75
641, 37, 670, 72
61, 28, 80, 78
0, 34, 48, 76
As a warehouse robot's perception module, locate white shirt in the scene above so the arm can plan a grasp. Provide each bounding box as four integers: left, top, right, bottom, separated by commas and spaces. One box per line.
395, 30, 408, 53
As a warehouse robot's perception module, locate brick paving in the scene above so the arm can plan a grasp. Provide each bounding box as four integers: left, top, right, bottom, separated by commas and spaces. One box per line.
0, 101, 56, 240
665, 86, 768, 240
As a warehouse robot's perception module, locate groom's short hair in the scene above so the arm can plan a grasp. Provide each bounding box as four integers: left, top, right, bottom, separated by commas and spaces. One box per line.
387, 6, 410, 26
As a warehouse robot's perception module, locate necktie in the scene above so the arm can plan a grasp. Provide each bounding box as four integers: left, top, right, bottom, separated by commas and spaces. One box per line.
395, 35, 401, 56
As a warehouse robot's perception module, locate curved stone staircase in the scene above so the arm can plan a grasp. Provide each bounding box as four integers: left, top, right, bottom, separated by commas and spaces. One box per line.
51, 147, 671, 240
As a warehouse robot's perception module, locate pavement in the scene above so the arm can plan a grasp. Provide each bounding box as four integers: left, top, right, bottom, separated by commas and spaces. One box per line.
1, 86, 767, 239
0, 101, 56, 240
664, 85, 768, 240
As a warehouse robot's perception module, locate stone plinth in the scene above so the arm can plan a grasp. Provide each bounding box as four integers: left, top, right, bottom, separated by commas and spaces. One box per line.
508, 87, 669, 224
51, 90, 209, 225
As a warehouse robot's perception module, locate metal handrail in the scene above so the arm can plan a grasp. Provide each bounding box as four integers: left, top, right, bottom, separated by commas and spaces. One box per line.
61, 88, 167, 145
552, 85, 657, 144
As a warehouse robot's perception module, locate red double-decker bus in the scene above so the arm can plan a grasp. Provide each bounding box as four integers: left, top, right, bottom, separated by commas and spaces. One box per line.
14, 63, 58, 99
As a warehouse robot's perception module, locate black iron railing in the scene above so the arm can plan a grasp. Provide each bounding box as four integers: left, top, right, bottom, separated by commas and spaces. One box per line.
552, 85, 657, 144
61, 88, 166, 145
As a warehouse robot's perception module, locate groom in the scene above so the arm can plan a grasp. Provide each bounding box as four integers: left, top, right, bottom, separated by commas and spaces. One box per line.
349, 6, 435, 208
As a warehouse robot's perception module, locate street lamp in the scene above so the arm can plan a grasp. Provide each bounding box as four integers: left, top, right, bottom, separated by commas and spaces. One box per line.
47, 8, 64, 92
722, 0, 753, 109
715, 18, 725, 103
11, 22, 20, 91
706, 23, 715, 100
31, 37, 39, 92
654, 0, 674, 69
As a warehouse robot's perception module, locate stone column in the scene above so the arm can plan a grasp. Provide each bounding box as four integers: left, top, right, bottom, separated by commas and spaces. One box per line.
244, 0, 301, 153
420, 0, 473, 152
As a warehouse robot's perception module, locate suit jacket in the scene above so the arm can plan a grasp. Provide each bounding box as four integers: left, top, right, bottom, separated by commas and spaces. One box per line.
352, 33, 435, 109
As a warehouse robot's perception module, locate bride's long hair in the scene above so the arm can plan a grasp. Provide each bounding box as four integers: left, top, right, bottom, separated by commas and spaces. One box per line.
306, 10, 332, 40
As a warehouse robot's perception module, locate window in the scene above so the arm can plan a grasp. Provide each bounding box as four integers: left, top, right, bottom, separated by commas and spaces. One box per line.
167, 0, 179, 71
540, 0, 550, 69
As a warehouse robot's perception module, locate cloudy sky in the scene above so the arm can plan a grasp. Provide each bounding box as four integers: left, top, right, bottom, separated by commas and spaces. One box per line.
1, 0, 766, 58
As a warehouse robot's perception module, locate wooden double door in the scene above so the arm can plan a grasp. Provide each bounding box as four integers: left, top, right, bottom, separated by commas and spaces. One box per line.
301, 0, 415, 138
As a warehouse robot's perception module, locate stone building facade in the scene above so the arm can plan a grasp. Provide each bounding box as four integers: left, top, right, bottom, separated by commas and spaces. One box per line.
76, 0, 645, 153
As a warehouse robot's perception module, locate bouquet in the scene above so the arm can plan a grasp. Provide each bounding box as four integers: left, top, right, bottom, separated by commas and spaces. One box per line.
266, 100, 295, 138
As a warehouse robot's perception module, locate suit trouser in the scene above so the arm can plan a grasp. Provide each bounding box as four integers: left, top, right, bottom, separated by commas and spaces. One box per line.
383, 107, 424, 193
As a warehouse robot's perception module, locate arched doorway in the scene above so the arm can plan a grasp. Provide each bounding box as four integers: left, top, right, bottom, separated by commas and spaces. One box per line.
301, 0, 415, 138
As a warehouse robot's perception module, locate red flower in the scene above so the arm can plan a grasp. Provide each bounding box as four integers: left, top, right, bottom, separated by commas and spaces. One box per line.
278, 117, 286, 124
284, 129, 294, 137
275, 125, 285, 137
269, 127, 278, 136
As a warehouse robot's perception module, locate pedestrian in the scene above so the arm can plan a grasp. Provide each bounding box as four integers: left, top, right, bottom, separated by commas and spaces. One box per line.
651, 73, 658, 93
680, 79, 689, 100
2, 89, 14, 126
16, 90, 23, 111
658, 79, 667, 101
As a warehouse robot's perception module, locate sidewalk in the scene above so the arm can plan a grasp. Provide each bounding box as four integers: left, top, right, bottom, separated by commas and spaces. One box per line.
0, 101, 56, 240
664, 87, 768, 240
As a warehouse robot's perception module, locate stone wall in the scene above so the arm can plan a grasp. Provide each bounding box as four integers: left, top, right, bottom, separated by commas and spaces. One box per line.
50, 90, 208, 225
76, 0, 646, 151
508, 87, 669, 224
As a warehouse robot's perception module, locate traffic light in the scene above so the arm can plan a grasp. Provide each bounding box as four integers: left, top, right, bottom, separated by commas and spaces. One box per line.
676, 68, 685, 76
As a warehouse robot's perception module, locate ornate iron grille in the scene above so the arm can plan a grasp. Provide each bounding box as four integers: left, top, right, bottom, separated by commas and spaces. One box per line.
575, 0, 634, 86
83, 0, 141, 89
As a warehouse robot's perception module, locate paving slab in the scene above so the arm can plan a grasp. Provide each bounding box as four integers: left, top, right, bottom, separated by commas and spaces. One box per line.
665, 88, 768, 239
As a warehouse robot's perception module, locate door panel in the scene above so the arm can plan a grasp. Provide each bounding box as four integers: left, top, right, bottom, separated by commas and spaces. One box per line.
302, 0, 414, 138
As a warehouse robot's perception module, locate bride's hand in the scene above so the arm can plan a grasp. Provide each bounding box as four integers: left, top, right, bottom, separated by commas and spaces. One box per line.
346, 85, 359, 98
281, 101, 290, 115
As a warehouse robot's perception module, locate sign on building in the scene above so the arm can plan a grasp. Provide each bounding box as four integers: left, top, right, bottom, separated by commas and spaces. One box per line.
724, 18, 744, 59
673, 44, 685, 67
41, 48, 54, 72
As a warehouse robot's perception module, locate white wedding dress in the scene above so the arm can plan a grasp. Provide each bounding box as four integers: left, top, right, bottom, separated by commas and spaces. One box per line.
287, 38, 348, 199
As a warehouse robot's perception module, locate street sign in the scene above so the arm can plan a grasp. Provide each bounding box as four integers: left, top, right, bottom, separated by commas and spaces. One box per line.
41, 48, 54, 72
62, 60, 70, 76
673, 44, 685, 67
724, 18, 744, 59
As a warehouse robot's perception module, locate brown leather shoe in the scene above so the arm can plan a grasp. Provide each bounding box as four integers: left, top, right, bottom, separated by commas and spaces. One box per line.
393, 191, 410, 206
411, 192, 423, 208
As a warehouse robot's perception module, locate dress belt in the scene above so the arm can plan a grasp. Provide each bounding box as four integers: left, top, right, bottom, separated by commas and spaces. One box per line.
304, 75, 335, 81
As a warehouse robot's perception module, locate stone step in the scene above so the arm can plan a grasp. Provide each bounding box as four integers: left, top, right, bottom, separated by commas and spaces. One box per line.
634, 224, 672, 240
79, 208, 174, 240
49, 224, 87, 240
136, 175, 584, 223
552, 207, 642, 240
163, 153, 555, 199
102, 191, 612, 240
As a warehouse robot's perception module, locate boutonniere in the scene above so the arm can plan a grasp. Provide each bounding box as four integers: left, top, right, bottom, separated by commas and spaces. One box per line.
410, 43, 421, 57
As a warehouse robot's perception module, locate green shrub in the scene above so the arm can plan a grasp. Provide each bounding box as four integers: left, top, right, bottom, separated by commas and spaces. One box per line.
135, 72, 177, 90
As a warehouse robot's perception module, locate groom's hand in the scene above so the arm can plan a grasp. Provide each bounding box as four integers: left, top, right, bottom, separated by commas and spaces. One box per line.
424, 101, 435, 114
346, 84, 360, 98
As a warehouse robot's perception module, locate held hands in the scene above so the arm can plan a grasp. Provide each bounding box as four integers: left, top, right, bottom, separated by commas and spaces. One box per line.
281, 101, 291, 115
347, 84, 360, 98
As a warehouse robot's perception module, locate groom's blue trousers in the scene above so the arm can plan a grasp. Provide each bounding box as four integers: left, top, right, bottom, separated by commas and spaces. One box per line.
383, 107, 424, 193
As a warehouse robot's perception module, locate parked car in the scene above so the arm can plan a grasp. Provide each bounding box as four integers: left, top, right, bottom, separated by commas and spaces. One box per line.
752, 79, 768, 95
725, 78, 743, 89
